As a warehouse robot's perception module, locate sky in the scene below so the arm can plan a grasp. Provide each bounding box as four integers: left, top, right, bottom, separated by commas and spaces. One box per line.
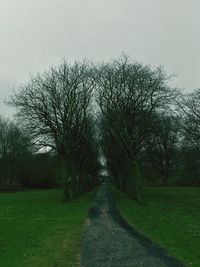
0, 0, 199, 117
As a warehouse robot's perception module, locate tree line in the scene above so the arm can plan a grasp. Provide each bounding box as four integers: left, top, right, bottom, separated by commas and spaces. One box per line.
0, 56, 199, 201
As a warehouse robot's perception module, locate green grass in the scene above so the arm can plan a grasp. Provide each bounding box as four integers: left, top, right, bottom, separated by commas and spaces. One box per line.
0, 188, 96, 267
112, 186, 200, 267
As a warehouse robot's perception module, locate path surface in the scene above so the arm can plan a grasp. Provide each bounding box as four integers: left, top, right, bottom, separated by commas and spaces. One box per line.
80, 183, 185, 267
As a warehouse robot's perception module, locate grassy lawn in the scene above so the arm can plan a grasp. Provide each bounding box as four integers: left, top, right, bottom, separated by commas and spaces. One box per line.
112, 186, 200, 267
0, 188, 96, 267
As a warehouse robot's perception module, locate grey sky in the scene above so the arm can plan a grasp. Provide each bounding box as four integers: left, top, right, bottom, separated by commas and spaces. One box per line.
0, 0, 199, 117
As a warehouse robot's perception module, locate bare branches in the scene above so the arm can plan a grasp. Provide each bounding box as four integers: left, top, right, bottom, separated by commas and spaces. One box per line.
96, 56, 176, 201
96, 56, 175, 161
10, 61, 93, 156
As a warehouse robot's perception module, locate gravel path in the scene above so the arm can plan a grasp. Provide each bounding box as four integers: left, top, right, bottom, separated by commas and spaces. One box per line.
80, 183, 185, 267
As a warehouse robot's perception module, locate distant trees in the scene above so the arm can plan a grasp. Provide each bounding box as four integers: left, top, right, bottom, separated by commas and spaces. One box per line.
0, 116, 64, 190
0, 116, 33, 185
10, 61, 100, 200
21, 152, 60, 189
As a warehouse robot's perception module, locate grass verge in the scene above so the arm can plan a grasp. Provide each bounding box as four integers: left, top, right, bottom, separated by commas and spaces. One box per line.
0, 188, 96, 267
112, 186, 200, 267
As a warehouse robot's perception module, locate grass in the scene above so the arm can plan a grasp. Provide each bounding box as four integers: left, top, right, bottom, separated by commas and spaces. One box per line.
112, 186, 200, 267
0, 188, 96, 267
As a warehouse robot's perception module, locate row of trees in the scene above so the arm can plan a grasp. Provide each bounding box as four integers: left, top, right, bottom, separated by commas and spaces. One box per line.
98, 58, 200, 204
141, 90, 200, 188
97, 57, 177, 203
0, 56, 199, 202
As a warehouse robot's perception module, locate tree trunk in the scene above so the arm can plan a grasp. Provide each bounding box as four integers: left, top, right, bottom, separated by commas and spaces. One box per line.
63, 180, 70, 201
61, 157, 75, 201
70, 176, 77, 198
78, 175, 84, 195
126, 161, 145, 205
162, 154, 170, 185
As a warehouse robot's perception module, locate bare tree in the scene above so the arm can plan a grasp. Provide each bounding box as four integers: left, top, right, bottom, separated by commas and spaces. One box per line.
10, 60, 98, 200
144, 113, 180, 184
179, 89, 200, 149
95, 56, 176, 203
175, 89, 200, 185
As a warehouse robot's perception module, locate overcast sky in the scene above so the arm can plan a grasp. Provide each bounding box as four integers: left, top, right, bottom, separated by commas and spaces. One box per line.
0, 0, 199, 117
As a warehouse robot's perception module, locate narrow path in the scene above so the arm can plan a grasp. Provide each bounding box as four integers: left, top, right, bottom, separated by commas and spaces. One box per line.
80, 183, 185, 267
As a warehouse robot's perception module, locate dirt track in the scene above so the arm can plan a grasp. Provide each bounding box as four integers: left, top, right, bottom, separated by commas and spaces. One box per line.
80, 183, 185, 267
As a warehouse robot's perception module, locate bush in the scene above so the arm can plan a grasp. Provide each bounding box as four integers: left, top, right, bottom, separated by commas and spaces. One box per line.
19, 153, 61, 189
